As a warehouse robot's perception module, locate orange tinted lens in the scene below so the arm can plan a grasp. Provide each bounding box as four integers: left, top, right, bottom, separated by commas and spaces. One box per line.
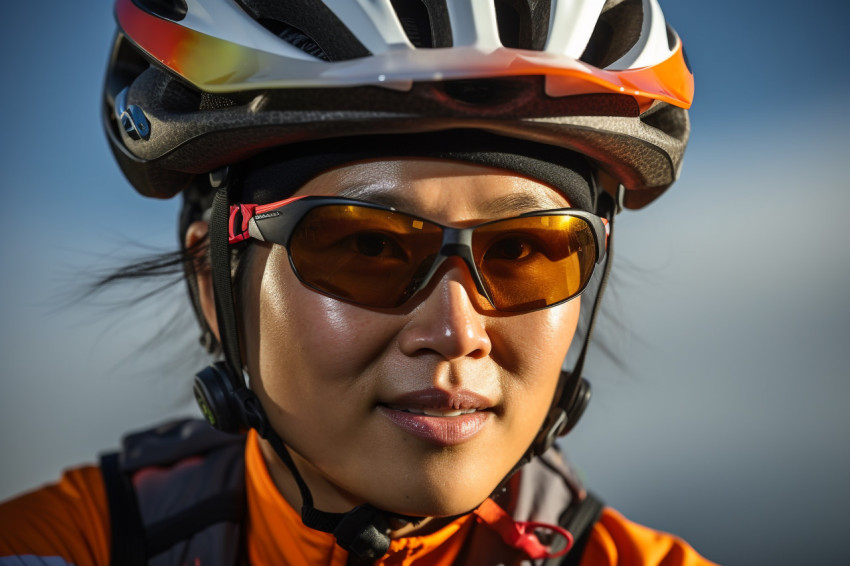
472, 215, 596, 312
289, 205, 443, 308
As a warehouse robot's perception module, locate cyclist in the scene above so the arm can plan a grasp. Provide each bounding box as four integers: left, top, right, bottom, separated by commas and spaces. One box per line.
0, 1, 714, 564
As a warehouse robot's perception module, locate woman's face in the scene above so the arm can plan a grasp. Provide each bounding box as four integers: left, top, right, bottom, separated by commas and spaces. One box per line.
239, 159, 581, 518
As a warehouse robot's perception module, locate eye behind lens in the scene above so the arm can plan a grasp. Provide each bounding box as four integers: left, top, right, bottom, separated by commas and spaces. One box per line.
473, 214, 599, 311
483, 236, 536, 261
288, 204, 446, 309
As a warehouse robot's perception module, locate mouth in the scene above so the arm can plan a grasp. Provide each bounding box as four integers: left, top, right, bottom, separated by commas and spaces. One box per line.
383, 406, 482, 417
377, 388, 495, 446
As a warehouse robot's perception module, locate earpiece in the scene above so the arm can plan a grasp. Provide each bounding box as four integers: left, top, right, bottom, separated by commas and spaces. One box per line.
531, 375, 592, 457
193, 361, 260, 434
561, 377, 591, 438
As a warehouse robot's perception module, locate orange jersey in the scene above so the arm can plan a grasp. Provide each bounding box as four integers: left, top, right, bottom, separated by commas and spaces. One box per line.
0, 431, 717, 566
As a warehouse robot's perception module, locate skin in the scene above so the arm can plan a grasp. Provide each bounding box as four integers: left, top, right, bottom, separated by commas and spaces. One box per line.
188, 159, 581, 534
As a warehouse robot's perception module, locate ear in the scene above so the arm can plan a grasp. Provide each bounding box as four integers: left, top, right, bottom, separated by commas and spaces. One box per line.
185, 220, 220, 345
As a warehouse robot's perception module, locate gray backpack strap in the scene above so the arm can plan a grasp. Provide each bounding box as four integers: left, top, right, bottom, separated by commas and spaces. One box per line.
101, 419, 247, 566
548, 492, 605, 566
512, 449, 604, 566
101, 451, 147, 566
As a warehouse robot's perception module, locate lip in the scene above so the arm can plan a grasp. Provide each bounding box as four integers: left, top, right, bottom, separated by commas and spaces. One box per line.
378, 388, 495, 447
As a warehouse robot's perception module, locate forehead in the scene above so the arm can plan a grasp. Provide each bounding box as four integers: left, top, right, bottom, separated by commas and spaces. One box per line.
294, 158, 572, 221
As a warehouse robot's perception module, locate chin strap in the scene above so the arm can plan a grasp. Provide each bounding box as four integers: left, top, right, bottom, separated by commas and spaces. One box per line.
207, 172, 414, 564
522, 187, 619, 466
262, 422, 418, 564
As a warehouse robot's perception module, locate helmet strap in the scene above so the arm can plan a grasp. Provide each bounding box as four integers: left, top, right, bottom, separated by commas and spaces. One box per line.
521, 187, 619, 467
206, 171, 416, 563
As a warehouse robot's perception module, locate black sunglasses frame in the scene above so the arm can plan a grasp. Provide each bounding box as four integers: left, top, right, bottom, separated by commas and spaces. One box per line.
229, 195, 608, 312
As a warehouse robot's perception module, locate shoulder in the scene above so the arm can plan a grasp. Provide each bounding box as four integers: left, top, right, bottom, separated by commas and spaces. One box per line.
104, 419, 247, 566
0, 465, 110, 566
0, 419, 246, 566
581, 507, 718, 566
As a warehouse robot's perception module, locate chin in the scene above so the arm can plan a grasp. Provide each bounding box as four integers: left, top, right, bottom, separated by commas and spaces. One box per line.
361, 449, 517, 518
368, 480, 497, 519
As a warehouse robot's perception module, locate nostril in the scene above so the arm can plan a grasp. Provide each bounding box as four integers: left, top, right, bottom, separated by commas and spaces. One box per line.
467, 347, 488, 360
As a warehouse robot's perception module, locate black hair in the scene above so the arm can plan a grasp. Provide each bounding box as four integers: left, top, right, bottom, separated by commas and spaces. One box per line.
86, 197, 252, 363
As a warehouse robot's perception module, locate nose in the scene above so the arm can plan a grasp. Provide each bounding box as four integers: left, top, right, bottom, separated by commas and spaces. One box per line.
398, 260, 492, 360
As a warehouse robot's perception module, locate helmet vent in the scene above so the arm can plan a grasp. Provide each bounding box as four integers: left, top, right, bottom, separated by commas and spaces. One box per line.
262, 19, 330, 61
580, 0, 643, 68
494, 0, 551, 51
390, 0, 434, 48
388, 0, 455, 48
639, 103, 688, 141
235, 0, 371, 61
495, 0, 522, 48
105, 34, 151, 107
134, 0, 187, 21
665, 23, 677, 51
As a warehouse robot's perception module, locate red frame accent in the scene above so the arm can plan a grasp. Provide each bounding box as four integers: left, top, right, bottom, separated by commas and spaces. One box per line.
228, 203, 256, 244
228, 196, 309, 244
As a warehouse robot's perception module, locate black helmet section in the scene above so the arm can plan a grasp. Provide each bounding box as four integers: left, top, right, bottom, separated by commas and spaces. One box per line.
102, 32, 198, 200
103, 31, 688, 210
104, 64, 687, 209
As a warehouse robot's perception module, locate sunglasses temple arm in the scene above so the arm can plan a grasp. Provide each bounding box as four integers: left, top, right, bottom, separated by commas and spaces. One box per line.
600, 218, 610, 261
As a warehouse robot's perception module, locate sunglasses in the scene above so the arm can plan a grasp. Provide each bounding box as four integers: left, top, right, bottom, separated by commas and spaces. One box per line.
228, 196, 608, 313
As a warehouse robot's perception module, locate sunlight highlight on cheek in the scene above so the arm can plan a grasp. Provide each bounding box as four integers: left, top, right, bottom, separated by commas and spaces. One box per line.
258, 245, 399, 388
539, 296, 581, 344
258, 247, 296, 335
501, 297, 580, 384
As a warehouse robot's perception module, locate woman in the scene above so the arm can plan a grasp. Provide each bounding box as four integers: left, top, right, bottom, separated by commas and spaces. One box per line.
0, 0, 713, 564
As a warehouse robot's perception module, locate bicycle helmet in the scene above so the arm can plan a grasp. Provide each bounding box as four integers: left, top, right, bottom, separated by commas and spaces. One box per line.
104, 0, 692, 209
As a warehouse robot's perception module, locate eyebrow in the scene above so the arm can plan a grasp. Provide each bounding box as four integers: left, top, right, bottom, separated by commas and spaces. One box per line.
336, 184, 399, 206
335, 185, 570, 215
479, 192, 570, 214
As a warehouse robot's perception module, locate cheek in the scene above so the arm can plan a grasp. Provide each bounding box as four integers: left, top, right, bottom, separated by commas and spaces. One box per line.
492, 297, 580, 379
244, 245, 396, 436
494, 298, 581, 437
250, 246, 371, 375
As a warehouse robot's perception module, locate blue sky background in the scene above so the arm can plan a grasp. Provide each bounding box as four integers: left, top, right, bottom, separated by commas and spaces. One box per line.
2, 2, 849, 564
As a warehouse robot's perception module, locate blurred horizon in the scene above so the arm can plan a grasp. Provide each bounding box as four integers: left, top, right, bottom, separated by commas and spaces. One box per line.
2, 2, 849, 565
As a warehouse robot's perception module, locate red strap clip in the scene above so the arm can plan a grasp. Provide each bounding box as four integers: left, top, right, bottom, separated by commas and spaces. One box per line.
474, 498, 574, 559
228, 203, 257, 244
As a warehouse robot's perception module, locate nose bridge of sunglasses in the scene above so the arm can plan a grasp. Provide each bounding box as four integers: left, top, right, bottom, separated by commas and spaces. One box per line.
415, 254, 495, 311
427, 228, 494, 305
